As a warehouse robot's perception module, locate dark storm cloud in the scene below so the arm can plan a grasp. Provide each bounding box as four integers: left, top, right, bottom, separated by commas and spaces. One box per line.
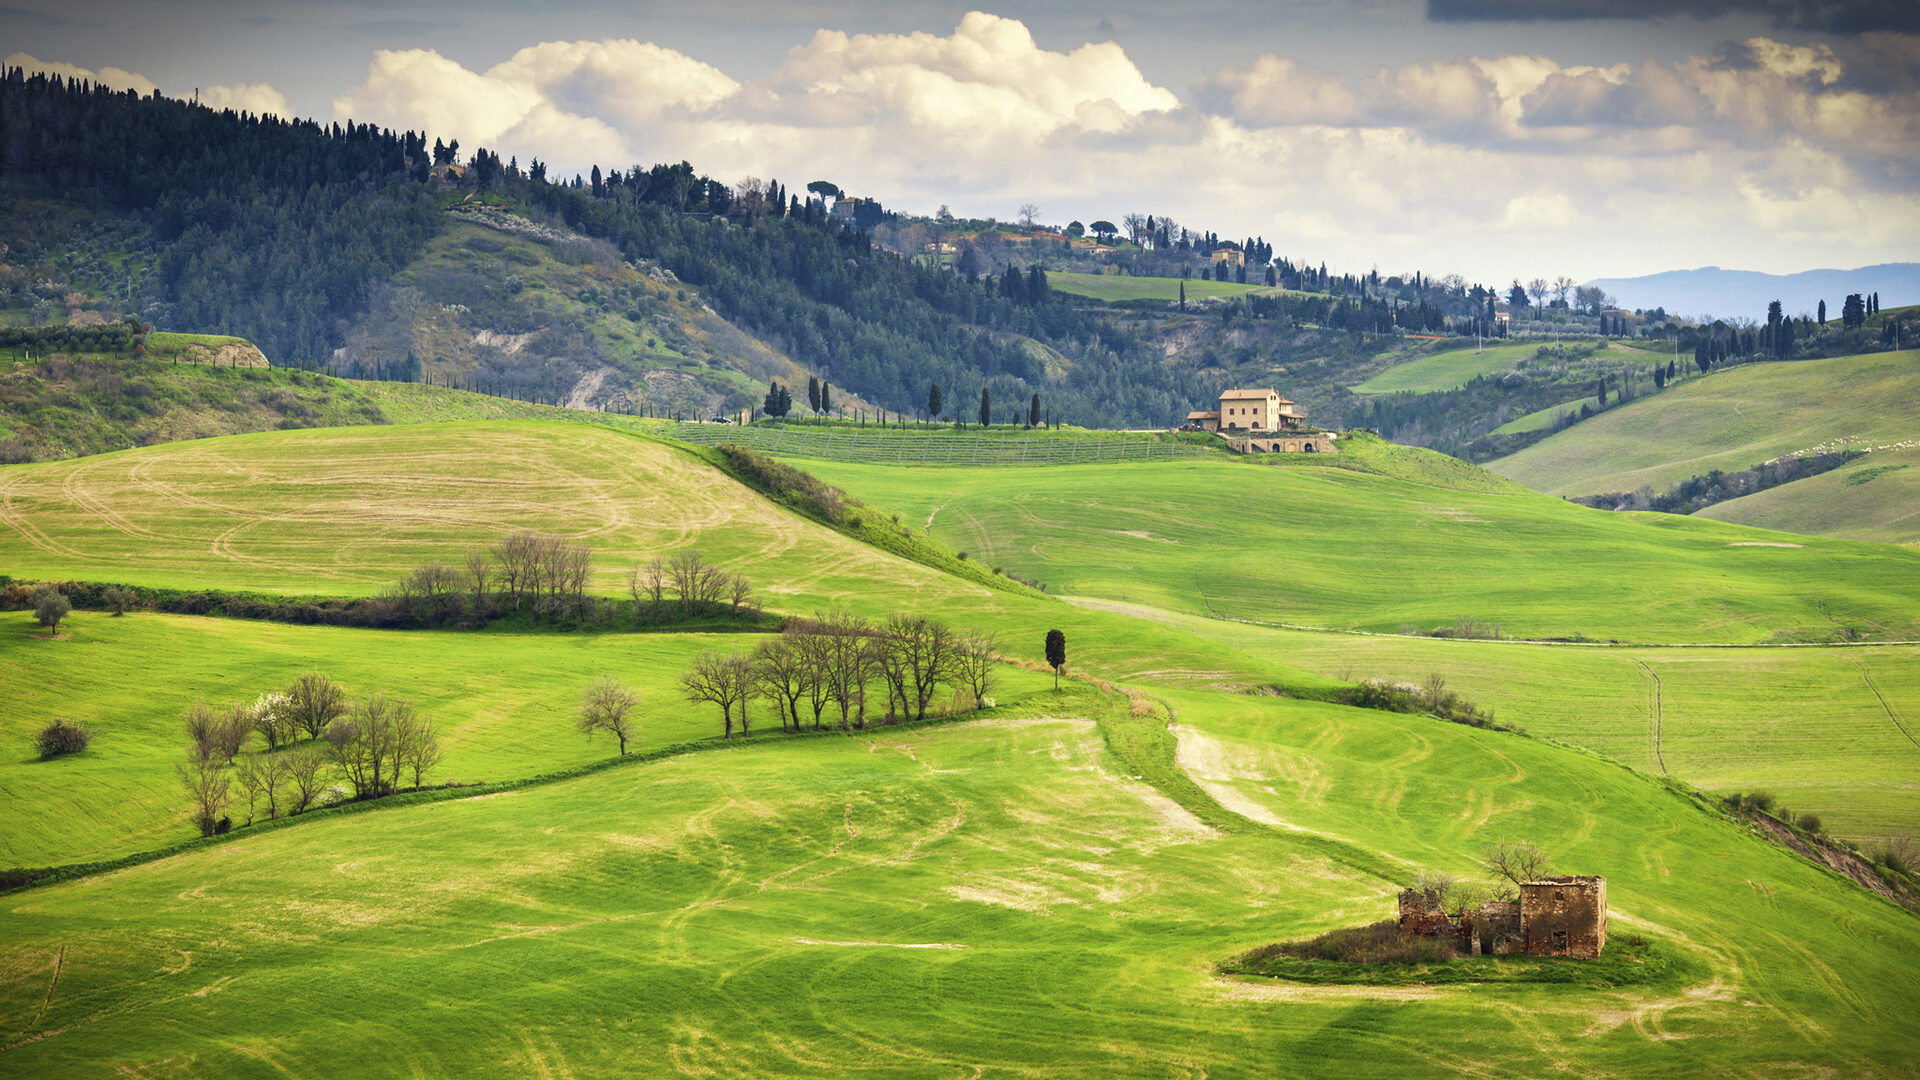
1427, 0, 1920, 34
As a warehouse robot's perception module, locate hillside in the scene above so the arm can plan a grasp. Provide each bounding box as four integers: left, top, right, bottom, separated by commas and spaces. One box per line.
800, 439, 1920, 645
0, 343, 686, 463
4, 651, 1918, 1075
1696, 444, 1920, 546
4, 419, 1918, 1075
1489, 350, 1920, 539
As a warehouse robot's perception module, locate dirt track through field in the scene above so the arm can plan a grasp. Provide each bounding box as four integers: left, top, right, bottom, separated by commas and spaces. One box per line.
1634, 660, 1668, 774
1853, 660, 1920, 751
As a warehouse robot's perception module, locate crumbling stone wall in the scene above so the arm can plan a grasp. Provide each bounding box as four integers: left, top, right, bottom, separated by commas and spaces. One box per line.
1467, 900, 1522, 956
1397, 888, 1458, 940
1520, 876, 1607, 959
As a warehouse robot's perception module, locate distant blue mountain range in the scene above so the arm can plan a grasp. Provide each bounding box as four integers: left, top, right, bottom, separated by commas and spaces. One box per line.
1584, 263, 1920, 322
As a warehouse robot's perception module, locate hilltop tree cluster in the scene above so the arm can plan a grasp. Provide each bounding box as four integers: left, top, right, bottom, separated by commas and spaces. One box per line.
178, 672, 442, 837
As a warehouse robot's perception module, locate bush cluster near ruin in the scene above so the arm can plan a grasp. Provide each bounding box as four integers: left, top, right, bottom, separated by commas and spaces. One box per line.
1220, 927, 1694, 990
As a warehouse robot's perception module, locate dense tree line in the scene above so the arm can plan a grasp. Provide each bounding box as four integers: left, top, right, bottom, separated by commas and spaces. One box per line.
1, 67, 443, 363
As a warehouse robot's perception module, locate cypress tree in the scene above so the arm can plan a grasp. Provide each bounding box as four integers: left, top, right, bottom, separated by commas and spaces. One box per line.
1029, 392, 1040, 428
979, 386, 991, 427
807, 375, 821, 413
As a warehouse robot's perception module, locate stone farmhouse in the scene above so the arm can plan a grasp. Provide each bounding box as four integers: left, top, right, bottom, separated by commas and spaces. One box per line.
1397, 875, 1608, 959
1185, 387, 1306, 434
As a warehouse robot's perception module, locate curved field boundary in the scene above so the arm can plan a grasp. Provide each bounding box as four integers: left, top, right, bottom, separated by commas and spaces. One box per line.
668, 423, 1223, 466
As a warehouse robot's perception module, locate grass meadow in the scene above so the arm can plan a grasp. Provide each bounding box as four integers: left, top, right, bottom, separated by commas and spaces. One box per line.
4, 418, 1919, 1076
1348, 340, 1585, 395
800, 454, 1920, 644
1491, 349, 1920, 498
3, 687, 1917, 1077
1070, 599, 1920, 844
1044, 271, 1283, 303
1698, 444, 1920, 547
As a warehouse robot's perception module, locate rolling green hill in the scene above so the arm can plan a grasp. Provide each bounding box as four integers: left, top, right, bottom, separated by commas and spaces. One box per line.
800, 442, 1920, 645
1697, 445, 1920, 546
1489, 350, 1920, 502
3, 682, 1917, 1077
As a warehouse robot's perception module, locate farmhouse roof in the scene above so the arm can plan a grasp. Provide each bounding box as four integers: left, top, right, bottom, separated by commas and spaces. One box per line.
1186, 410, 1220, 420
1219, 388, 1293, 403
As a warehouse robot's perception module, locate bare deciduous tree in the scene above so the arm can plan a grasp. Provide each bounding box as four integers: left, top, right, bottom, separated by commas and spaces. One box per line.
751, 637, 809, 732
578, 676, 640, 755
328, 694, 411, 799
953, 631, 1000, 709
1017, 203, 1039, 228
463, 545, 493, 622
397, 711, 443, 788
285, 671, 348, 740
887, 614, 957, 722
681, 651, 754, 738
285, 744, 329, 814
630, 556, 666, 624
1484, 839, 1552, 889
179, 755, 231, 837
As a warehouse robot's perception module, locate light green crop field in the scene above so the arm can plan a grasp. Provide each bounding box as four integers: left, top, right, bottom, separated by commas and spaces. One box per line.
800, 452, 1920, 644
0, 421, 981, 611
1488, 396, 1587, 435
4, 689, 1917, 1077
1070, 599, 1920, 844
1349, 341, 1576, 395
1490, 349, 1920, 498
1045, 271, 1278, 303
0, 612, 1072, 868
1699, 444, 1920, 547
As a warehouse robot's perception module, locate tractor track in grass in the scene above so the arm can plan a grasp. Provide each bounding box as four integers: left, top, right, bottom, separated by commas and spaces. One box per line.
1633, 660, 1668, 775
1852, 659, 1920, 751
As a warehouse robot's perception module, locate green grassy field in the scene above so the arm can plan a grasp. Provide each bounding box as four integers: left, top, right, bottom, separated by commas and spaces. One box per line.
5, 417, 1918, 1075
1067, 599, 1920, 844
0, 421, 978, 609
1490, 350, 1920, 501
800, 450, 1920, 644
1046, 271, 1279, 303
1488, 396, 1588, 436
1698, 444, 1920, 547
1, 612, 1061, 868
1349, 341, 1569, 395
4, 686, 1916, 1077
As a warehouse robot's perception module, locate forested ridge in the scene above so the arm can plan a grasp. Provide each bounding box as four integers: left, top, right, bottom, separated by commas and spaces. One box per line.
0, 68, 1202, 426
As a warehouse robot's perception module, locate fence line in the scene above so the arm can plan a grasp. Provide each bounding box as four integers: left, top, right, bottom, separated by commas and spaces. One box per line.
664, 423, 1222, 466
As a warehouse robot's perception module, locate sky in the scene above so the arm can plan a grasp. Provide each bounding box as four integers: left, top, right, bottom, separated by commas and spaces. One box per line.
5, 0, 1917, 286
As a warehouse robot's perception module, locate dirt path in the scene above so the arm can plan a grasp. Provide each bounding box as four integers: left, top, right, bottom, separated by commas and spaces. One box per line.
1632, 660, 1668, 774
1852, 660, 1920, 751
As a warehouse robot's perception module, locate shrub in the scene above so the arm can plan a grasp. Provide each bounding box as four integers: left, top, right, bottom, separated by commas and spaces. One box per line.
1247, 920, 1462, 965
36, 718, 90, 758
32, 584, 71, 633
1795, 813, 1822, 833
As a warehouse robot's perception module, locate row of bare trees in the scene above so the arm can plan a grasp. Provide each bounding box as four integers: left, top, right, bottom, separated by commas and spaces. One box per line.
628, 550, 756, 623
178, 672, 442, 837
387, 533, 758, 629
679, 612, 999, 739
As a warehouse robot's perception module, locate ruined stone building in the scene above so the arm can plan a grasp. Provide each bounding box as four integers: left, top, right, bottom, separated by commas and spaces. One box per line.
1397, 875, 1607, 959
